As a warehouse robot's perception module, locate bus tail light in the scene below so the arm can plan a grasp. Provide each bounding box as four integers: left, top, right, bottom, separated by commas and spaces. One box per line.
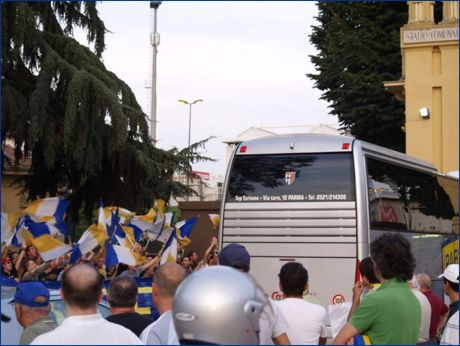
342, 143, 350, 150
355, 258, 361, 283
239, 145, 247, 153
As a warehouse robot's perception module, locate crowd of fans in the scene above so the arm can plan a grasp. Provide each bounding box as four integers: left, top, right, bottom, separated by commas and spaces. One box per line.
1, 233, 459, 345
1, 235, 220, 284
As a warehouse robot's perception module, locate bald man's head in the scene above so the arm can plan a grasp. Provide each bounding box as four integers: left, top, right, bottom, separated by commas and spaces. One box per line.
416, 273, 431, 291
62, 263, 103, 309
153, 263, 186, 299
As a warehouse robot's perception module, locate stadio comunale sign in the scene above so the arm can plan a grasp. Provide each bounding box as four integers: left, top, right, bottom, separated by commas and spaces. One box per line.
403, 26, 458, 44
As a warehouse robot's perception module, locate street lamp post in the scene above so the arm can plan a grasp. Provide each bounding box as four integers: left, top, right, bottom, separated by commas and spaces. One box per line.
150, 1, 161, 146
178, 99, 203, 147
178, 98, 203, 201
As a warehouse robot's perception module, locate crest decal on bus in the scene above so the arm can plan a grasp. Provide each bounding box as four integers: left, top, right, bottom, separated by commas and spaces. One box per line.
284, 171, 296, 185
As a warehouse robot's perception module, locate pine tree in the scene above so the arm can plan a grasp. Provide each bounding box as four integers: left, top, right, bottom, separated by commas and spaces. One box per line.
2, 2, 211, 227
308, 2, 407, 152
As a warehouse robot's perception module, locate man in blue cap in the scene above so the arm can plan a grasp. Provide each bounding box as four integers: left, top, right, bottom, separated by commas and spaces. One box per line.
13, 281, 57, 344
219, 243, 290, 345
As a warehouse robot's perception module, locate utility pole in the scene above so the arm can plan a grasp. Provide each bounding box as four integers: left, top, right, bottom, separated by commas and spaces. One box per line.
150, 1, 161, 145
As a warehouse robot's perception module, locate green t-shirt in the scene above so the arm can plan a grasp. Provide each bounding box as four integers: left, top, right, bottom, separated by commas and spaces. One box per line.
350, 278, 421, 345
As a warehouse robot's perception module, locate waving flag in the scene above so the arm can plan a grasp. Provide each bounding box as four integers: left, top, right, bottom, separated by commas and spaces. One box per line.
107, 209, 124, 245
104, 206, 134, 225
19, 216, 72, 261
127, 208, 156, 242
175, 216, 199, 247
122, 225, 142, 245
23, 197, 69, 222
106, 240, 146, 267
24, 216, 67, 238
155, 199, 165, 218
154, 212, 174, 243
70, 203, 108, 263
1, 212, 17, 243
145, 213, 165, 241
208, 214, 220, 230
160, 231, 177, 265
132, 208, 156, 225
7, 216, 27, 248
29, 234, 72, 262
107, 209, 119, 239
105, 241, 136, 266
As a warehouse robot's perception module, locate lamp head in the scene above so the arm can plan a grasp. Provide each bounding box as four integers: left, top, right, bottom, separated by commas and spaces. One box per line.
150, 1, 162, 10
419, 107, 430, 119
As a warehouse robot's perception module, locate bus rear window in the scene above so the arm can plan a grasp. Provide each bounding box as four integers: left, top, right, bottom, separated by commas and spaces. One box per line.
226, 153, 355, 203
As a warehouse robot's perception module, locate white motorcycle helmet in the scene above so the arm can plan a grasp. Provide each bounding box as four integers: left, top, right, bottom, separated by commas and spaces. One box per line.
172, 266, 267, 344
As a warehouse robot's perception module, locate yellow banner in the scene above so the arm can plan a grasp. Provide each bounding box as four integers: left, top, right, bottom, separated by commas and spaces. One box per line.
442, 239, 459, 270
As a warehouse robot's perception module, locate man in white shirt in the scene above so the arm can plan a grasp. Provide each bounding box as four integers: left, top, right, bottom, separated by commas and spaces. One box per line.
31, 263, 143, 345
440, 311, 459, 345
408, 276, 431, 344
274, 262, 327, 345
140, 263, 186, 344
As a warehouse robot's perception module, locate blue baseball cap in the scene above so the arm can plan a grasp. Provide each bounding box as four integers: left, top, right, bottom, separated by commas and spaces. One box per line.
218, 243, 250, 272
12, 282, 50, 307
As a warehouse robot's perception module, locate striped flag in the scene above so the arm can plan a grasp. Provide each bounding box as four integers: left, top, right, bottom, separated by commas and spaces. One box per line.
19, 216, 72, 261
105, 241, 136, 267
1, 212, 17, 243
70, 203, 108, 263
160, 231, 178, 265
121, 225, 142, 246
127, 208, 156, 242
208, 214, 220, 230
23, 197, 69, 223
104, 206, 134, 225
155, 212, 174, 243
175, 216, 199, 247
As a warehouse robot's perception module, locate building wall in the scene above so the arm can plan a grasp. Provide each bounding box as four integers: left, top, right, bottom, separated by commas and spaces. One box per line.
402, 1, 458, 174
178, 201, 221, 261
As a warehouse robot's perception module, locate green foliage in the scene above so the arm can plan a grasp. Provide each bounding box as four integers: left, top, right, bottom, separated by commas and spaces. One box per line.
2, 2, 213, 232
308, 2, 408, 152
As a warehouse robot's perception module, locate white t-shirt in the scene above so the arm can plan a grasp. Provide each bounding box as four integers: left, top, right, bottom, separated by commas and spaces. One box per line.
275, 297, 328, 345
440, 311, 459, 345
31, 313, 144, 345
411, 288, 432, 343
258, 299, 289, 345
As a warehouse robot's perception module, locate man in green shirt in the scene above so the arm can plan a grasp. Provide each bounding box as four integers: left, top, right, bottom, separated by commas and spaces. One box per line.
333, 233, 421, 345
13, 281, 57, 344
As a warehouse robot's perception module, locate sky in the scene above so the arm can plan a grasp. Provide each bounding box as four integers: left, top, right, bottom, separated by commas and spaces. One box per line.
89, 1, 336, 177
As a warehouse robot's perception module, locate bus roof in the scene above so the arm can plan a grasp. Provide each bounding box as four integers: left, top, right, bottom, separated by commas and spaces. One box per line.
236, 133, 437, 172
236, 133, 353, 154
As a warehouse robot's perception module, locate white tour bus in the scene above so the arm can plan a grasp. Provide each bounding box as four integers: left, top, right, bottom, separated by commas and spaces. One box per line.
219, 134, 458, 312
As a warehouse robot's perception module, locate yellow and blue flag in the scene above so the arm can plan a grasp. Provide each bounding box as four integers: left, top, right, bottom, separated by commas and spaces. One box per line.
104, 206, 134, 225
208, 214, 220, 230
160, 231, 177, 265
23, 197, 69, 223
121, 225, 142, 246
70, 203, 108, 263
20, 216, 72, 261
105, 240, 140, 267
127, 209, 155, 242
1, 212, 18, 243
354, 335, 372, 345
102, 277, 159, 320
154, 212, 174, 243
175, 216, 199, 247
